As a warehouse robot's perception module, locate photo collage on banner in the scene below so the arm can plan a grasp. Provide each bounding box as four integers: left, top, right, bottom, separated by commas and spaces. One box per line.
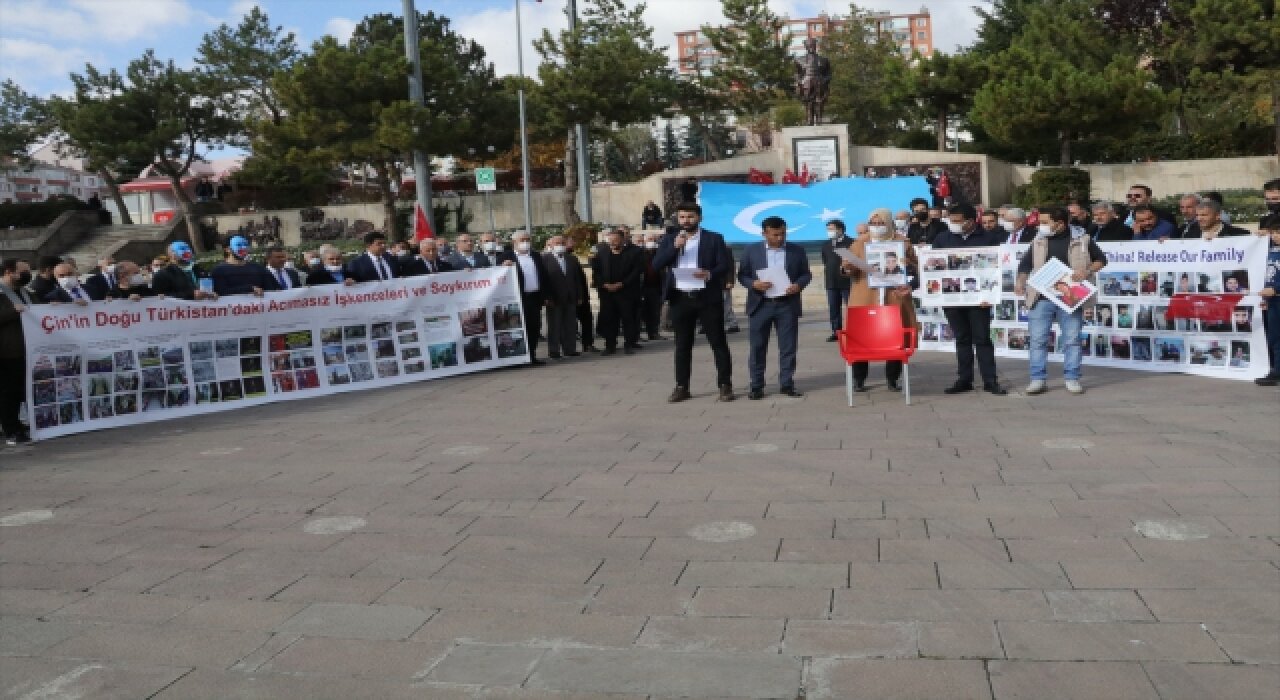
916, 246, 1002, 307
23, 268, 526, 440
914, 238, 1269, 380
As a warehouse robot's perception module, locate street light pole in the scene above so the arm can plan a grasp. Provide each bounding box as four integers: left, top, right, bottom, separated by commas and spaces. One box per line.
402, 0, 432, 236
515, 0, 534, 235
567, 0, 593, 223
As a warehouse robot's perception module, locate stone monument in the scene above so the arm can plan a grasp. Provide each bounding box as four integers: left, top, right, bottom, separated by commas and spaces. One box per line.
794, 37, 832, 127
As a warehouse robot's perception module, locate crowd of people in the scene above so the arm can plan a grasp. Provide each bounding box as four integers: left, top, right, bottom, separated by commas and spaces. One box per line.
2, 179, 1278, 446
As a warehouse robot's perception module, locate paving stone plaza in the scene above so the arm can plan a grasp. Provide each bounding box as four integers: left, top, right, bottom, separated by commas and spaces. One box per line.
2, 324, 1277, 699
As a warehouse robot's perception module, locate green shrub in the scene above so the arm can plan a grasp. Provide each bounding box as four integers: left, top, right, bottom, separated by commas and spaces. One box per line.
0, 196, 90, 228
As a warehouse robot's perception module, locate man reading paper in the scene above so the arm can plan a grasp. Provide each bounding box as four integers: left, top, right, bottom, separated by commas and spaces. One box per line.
1016, 208, 1107, 395
738, 216, 812, 400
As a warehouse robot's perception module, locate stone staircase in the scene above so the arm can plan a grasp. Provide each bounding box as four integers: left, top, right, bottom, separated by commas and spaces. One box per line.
59, 223, 175, 270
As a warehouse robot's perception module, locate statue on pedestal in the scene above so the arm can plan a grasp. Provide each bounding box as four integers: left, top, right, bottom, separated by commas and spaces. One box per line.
794, 38, 832, 126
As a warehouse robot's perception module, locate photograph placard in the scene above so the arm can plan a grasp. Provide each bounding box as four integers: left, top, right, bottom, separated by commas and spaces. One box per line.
917, 246, 1002, 306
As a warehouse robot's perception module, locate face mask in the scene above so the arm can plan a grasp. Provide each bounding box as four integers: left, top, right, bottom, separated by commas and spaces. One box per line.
325, 264, 343, 273
309, 257, 323, 267
129, 273, 146, 286
1268, 202, 1280, 213
58, 276, 79, 290
1038, 224, 1053, 236
229, 236, 251, 260
284, 261, 295, 270
482, 242, 496, 252
552, 245, 567, 255
869, 225, 888, 237
152, 265, 165, 273
645, 241, 658, 249
1000, 221, 1016, 232
398, 251, 412, 258
826, 229, 839, 240
948, 222, 965, 234
894, 219, 908, 230
516, 242, 531, 253
171, 243, 194, 265
15, 271, 32, 288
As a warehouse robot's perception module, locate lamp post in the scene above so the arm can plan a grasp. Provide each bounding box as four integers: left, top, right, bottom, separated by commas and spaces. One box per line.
402, 0, 432, 238
515, 0, 534, 235
566, 0, 593, 222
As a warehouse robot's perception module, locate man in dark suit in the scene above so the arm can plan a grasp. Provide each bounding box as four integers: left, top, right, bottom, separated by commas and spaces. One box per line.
44, 262, 91, 305
1087, 201, 1132, 242
639, 231, 666, 340
820, 219, 852, 341
83, 256, 116, 301
262, 245, 303, 291
567, 229, 598, 352
540, 234, 583, 358
402, 238, 455, 276
1, 258, 35, 444
497, 230, 548, 365
1174, 194, 1202, 239
652, 202, 735, 402
305, 247, 349, 286
592, 227, 644, 355
345, 232, 398, 283
105, 261, 154, 300
1196, 199, 1251, 239
152, 241, 215, 300
446, 233, 488, 270
738, 216, 812, 399
26, 255, 61, 304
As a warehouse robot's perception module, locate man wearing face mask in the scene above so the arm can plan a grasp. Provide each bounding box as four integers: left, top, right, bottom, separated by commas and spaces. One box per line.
305, 247, 349, 286
447, 233, 487, 270
45, 262, 91, 305
1, 258, 34, 445
540, 235, 583, 359
105, 261, 154, 300
152, 241, 216, 300
906, 198, 942, 245
931, 203, 1006, 395
893, 210, 911, 238
83, 256, 116, 301
639, 232, 666, 340
652, 202, 735, 402
1086, 201, 1131, 242
402, 239, 455, 276
592, 228, 644, 355
26, 256, 62, 304
211, 235, 269, 297
497, 231, 548, 366
820, 218, 853, 342
1016, 208, 1107, 395
477, 232, 502, 267
1000, 207, 1037, 244
565, 232, 598, 352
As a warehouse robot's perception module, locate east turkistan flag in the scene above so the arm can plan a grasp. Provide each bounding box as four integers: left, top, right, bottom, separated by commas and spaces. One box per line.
699, 176, 932, 243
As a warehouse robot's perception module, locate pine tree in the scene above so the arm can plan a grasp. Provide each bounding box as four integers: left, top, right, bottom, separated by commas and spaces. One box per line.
700, 0, 793, 116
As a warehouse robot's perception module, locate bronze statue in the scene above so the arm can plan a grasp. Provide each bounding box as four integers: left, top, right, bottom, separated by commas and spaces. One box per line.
794, 37, 832, 126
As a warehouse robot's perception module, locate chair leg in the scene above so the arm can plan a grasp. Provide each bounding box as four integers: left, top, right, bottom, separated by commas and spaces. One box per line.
903, 363, 912, 406
846, 363, 854, 407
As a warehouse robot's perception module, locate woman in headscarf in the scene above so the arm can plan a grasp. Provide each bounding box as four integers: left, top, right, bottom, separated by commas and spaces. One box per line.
842, 207, 920, 392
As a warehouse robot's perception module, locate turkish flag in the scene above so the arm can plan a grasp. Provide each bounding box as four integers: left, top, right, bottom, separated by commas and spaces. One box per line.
413, 202, 434, 242
1165, 293, 1244, 322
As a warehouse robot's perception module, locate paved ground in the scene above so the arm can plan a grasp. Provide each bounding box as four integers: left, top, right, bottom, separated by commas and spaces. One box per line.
2, 319, 1277, 699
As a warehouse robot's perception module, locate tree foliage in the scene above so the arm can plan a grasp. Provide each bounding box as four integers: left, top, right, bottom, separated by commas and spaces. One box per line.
699, 0, 793, 115
821, 5, 909, 146
0, 80, 49, 165
196, 6, 299, 141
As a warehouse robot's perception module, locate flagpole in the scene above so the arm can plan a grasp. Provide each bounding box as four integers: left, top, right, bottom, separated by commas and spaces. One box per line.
402, 0, 432, 239
516, 0, 534, 235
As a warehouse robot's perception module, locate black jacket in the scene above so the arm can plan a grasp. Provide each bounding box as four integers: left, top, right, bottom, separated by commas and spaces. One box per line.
1089, 219, 1133, 242
83, 271, 116, 301
345, 252, 400, 283
542, 252, 584, 305
820, 235, 853, 290
400, 257, 455, 277
27, 274, 56, 305
591, 245, 644, 299
496, 250, 548, 302
930, 226, 1002, 249
262, 266, 304, 291
151, 264, 209, 300
0, 286, 34, 359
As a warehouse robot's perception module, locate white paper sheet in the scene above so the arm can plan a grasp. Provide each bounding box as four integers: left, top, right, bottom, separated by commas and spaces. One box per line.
757, 266, 791, 298
672, 267, 705, 291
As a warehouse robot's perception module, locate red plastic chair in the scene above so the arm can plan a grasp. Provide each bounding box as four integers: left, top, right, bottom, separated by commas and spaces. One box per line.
836, 305, 918, 406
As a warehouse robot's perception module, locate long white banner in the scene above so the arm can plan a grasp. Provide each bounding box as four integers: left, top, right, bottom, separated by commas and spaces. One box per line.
23, 267, 528, 440
915, 238, 1271, 381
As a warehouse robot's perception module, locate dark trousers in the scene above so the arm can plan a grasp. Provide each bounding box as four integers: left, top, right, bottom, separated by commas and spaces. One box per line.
826, 287, 851, 331
1264, 301, 1280, 377
576, 299, 595, 348
670, 291, 732, 388
0, 357, 25, 436
545, 300, 577, 356
522, 292, 543, 360
597, 292, 639, 348
748, 300, 799, 390
853, 360, 902, 385
639, 287, 663, 337
943, 306, 997, 385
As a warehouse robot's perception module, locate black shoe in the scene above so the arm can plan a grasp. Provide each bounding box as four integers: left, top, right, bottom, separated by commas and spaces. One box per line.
726, 326, 740, 334
779, 386, 804, 397
748, 388, 764, 400
549, 353, 562, 359
566, 352, 581, 357
668, 386, 691, 403
649, 334, 665, 341
943, 382, 974, 394
529, 358, 546, 366
983, 382, 1008, 395
624, 342, 641, 350
5, 433, 31, 446
718, 384, 735, 401
887, 380, 901, 392
623, 346, 636, 355
1255, 375, 1279, 386
826, 334, 837, 342
853, 382, 869, 393
583, 346, 600, 353
601, 347, 617, 356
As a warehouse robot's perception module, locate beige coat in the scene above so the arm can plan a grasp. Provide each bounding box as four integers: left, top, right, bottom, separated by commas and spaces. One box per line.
845, 235, 919, 342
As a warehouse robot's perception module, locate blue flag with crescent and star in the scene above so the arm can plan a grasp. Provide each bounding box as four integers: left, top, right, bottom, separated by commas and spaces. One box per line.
699, 177, 932, 243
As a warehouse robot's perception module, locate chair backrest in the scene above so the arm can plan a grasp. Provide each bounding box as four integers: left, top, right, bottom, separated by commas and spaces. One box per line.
844, 305, 908, 351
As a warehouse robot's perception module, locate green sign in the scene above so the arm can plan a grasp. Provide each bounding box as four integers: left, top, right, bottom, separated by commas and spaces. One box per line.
475, 167, 496, 192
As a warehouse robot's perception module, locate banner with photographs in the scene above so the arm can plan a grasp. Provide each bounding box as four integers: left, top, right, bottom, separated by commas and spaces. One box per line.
22, 268, 528, 440
915, 238, 1270, 381
917, 246, 1003, 306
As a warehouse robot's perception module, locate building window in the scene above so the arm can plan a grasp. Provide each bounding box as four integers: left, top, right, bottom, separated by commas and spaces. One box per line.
916, 17, 927, 27
917, 31, 926, 40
